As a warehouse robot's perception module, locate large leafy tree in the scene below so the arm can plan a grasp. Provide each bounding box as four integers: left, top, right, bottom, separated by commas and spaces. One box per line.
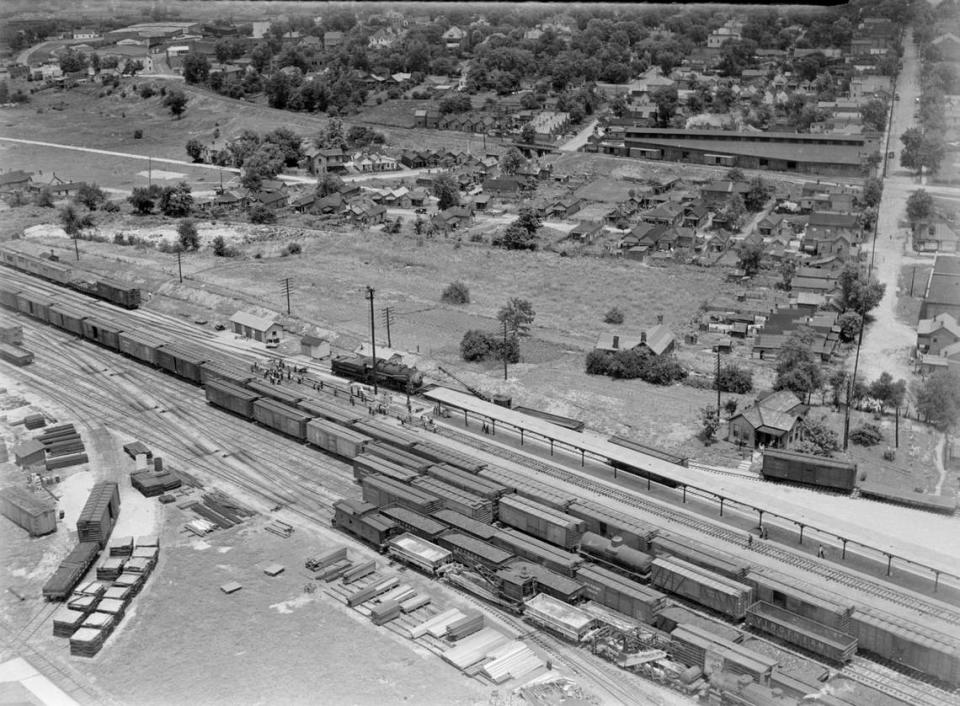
182, 53, 210, 84
432, 173, 460, 211
163, 90, 188, 119
916, 369, 960, 430
497, 298, 536, 337
868, 372, 906, 413
906, 189, 934, 223
838, 263, 885, 316
159, 182, 193, 217
773, 328, 824, 402
900, 127, 945, 175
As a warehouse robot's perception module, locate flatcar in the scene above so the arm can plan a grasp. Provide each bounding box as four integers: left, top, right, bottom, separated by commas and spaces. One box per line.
760, 448, 857, 493
331, 355, 424, 394
745, 601, 857, 664
858, 481, 957, 515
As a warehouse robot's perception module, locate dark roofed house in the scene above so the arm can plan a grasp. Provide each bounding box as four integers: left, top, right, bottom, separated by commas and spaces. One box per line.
727, 390, 808, 449
682, 201, 709, 229
483, 177, 523, 199
913, 219, 960, 253
700, 180, 751, 208
641, 202, 684, 227
568, 221, 603, 244
920, 255, 960, 320
0, 170, 34, 193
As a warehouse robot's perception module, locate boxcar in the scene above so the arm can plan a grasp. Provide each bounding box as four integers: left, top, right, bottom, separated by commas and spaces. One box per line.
566, 500, 659, 552
350, 418, 422, 450
156, 343, 209, 384
745, 601, 857, 663
76, 482, 120, 548
761, 449, 857, 493
305, 418, 369, 459
80, 315, 123, 351
16, 291, 55, 322
431, 508, 498, 542
576, 564, 666, 624
380, 506, 448, 543
437, 531, 515, 570
117, 330, 165, 367
498, 560, 584, 604
411, 476, 494, 523
0, 343, 34, 366
95, 278, 141, 309
352, 453, 422, 484
297, 397, 363, 427
362, 442, 434, 473
332, 499, 400, 549
0, 283, 20, 310
425, 463, 509, 501
409, 440, 486, 474
650, 534, 751, 581
360, 474, 442, 515
205, 379, 260, 419
491, 528, 582, 577
650, 557, 753, 621
745, 568, 854, 631
199, 360, 255, 388
497, 495, 586, 549
858, 481, 958, 515
245, 380, 304, 408
47, 304, 87, 336
252, 398, 311, 440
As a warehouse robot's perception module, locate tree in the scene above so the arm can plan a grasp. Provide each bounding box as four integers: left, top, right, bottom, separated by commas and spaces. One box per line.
249, 205, 276, 224
250, 43, 273, 73
610, 93, 629, 118
838, 263, 885, 315
159, 182, 193, 217
861, 177, 882, 208
460, 330, 495, 361
743, 177, 769, 212
75, 183, 106, 211
725, 167, 745, 183
795, 416, 839, 457
519, 123, 537, 144
242, 143, 285, 190
906, 189, 934, 223
916, 368, 960, 430
850, 423, 883, 446
603, 307, 625, 324
185, 139, 205, 163
774, 328, 824, 401
128, 185, 161, 215
316, 172, 344, 198
716, 364, 753, 394
779, 259, 797, 291
828, 368, 848, 408
441, 281, 470, 305
164, 90, 188, 119
723, 193, 746, 230
211, 235, 229, 256
496, 223, 538, 251
264, 70, 291, 109
868, 372, 906, 413
500, 148, 526, 176
59, 203, 93, 239
700, 405, 720, 443
836, 311, 862, 342
861, 98, 888, 132
432, 173, 460, 210
35, 188, 54, 208
182, 53, 210, 84
900, 128, 945, 175
498, 298, 535, 337
651, 85, 678, 128
177, 219, 199, 251
738, 242, 763, 276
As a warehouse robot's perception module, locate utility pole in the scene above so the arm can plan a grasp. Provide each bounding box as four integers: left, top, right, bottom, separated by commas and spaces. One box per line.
366, 286, 378, 395
148, 156, 152, 188
73, 236, 79, 262
281, 278, 292, 315
381, 307, 393, 348
909, 266, 917, 297
177, 249, 183, 283
715, 345, 721, 414
502, 319, 509, 381
844, 311, 867, 450
895, 406, 900, 448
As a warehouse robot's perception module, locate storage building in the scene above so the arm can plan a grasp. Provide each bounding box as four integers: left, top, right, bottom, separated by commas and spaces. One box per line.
12, 439, 46, 468
230, 311, 282, 344
0, 485, 57, 536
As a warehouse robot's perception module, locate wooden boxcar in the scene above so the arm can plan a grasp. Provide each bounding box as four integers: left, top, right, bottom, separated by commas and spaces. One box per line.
352, 453, 422, 484
199, 360, 254, 388
47, 304, 88, 336
305, 418, 369, 459
117, 330, 165, 367
761, 449, 857, 493
205, 379, 260, 419
350, 418, 422, 450
566, 500, 659, 552
745, 567, 854, 631
156, 343, 209, 384
0, 485, 57, 536
16, 291, 55, 322
491, 528, 582, 578
425, 463, 510, 501
858, 481, 957, 515
431, 508, 498, 542
361, 474, 442, 515
76, 482, 120, 548
81, 314, 123, 351
409, 440, 486, 474
95, 278, 141, 309
252, 398, 311, 440
650, 557, 753, 620
746, 601, 857, 663
245, 380, 305, 409
576, 564, 666, 624
0, 283, 20, 310
412, 476, 494, 523
362, 442, 434, 473
332, 499, 400, 549
650, 534, 751, 581
0, 343, 34, 366
497, 495, 586, 549
297, 397, 363, 427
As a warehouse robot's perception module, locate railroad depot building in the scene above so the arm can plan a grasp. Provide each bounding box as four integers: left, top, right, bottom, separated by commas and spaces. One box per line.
611, 128, 879, 177
230, 311, 282, 344
727, 390, 808, 449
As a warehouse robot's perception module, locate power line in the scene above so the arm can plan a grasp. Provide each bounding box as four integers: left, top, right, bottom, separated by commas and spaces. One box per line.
381, 306, 394, 348
366, 286, 378, 395
281, 278, 292, 315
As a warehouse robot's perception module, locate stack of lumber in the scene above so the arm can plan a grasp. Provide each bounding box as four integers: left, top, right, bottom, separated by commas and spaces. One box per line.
75, 581, 107, 599
67, 594, 98, 615
441, 628, 510, 670
113, 572, 144, 596
96, 598, 126, 623
318, 560, 352, 582
347, 576, 398, 607
108, 536, 133, 557
186, 493, 253, 529
131, 471, 180, 497
96, 557, 126, 581
370, 600, 402, 626
123, 557, 152, 578
69, 627, 105, 657
131, 546, 158, 569
23, 414, 45, 430
400, 594, 431, 613
102, 585, 132, 603
52, 607, 85, 637
306, 546, 348, 572
81, 611, 114, 638
378, 584, 416, 606
342, 560, 377, 585
481, 642, 544, 684
409, 609, 463, 639
446, 612, 485, 641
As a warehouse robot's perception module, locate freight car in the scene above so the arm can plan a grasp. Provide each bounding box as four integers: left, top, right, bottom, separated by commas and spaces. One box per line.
47, 303, 87, 336
331, 355, 425, 394
205, 380, 261, 419
76, 482, 120, 548
155, 343, 210, 384
650, 557, 754, 621
0, 342, 34, 366
245, 380, 305, 409
252, 398, 311, 439
566, 500, 659, 552
491, 528, 583, 577
298, 397, 363, 427
579, 532, 653, 580
412, 475, 494, 523
199, 360, 255, 388
497, 495, 586, 549
760, 449, 857, 493
497, 560, 584, 604
380, 506, 449, 543
409, 440, 486, 474
363, 442, 434, 473
350, 418, 423, 450
745, 601, 857, 663
857, 481, 957, 515
117, 330, 166, 367
352, 453, 423, 484
305, 418, 370, 459
0, 245, 141, 308
650, 534, 751, 581
745, 567, 854, 632
437, 531, 515, 571
576, 563, 666, 624
42, 541, 100, 601
360, 474, 442, 515
332, 499, 401, 550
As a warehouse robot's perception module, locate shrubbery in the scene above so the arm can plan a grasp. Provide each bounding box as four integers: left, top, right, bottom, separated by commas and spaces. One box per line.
460, 330, 518, 363
585, 348, 686, 385
716, 364, 753, 394
603, 307, 625, 324
249, 205, 276, 224
441, 281, 470, 305
850, 423, 883, 446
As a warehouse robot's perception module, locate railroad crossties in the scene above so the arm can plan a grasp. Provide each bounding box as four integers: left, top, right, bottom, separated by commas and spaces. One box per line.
2, 266, 960, 705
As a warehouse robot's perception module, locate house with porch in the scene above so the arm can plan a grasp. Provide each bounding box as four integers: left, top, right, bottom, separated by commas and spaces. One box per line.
727, 390, 807, 449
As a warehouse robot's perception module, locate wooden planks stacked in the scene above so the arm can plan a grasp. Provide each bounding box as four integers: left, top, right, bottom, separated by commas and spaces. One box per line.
96, 557, 126, 581
52, 607, 85, 637
108, 536, 133, 557
446, 612, 484, 641
69, 627, 105, 657
412, 476, 494, 523
370, 599, 402, 626
305, 545, 347, 572
481, 642, 544, 684
442, 628, 510, 670
342, 559, 377, 585
113, 571, 144, 597
67, 594, 98, 615
409, 609, 465, 639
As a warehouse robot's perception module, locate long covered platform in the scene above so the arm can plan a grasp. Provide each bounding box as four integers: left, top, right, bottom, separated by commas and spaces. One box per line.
423, 386, 959, 592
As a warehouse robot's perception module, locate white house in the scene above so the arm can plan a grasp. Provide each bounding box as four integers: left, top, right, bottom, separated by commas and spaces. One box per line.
230, 311, 282, 344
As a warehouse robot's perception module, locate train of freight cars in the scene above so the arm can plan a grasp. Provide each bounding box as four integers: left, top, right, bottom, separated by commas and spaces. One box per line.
3, 282, 960, 685
0, 245, 141, 309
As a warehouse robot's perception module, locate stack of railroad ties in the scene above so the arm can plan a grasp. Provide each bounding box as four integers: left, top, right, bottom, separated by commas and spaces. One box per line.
130, 457, 182, 499
31, 423, 88, 471
307, 541, 547, 686
52, 534, 160, 657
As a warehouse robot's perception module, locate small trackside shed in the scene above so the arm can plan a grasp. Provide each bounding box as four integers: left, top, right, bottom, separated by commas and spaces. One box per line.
12, 439, 46, 468
0, 485, 57, 536
230, 311, 282, 344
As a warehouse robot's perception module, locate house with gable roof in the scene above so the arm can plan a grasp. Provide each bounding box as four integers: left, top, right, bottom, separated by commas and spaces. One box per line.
727, 390, 808, 449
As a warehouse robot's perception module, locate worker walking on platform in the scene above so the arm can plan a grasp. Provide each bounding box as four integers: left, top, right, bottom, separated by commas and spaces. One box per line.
818, 544, 825, 559
747, 534, 753, 549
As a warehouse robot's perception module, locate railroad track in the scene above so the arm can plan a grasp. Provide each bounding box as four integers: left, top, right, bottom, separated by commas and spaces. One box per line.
845, 658, 960, 706
434, 425, 960, 626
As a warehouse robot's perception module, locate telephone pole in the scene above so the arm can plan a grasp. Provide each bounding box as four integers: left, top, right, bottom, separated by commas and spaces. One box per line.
73, 236, 80, 262
366, 286, 378, 395
281, 278, 292, 315
177, 249, 183, 283
715, 345, 721, 414
381, 307, 394, 348
502, 319, 509, 381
